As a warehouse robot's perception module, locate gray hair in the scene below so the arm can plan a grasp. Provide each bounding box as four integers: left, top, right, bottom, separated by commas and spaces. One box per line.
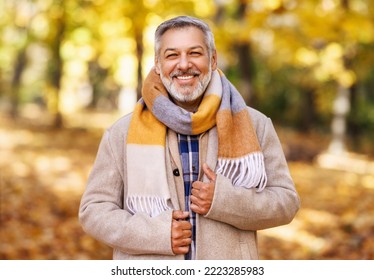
154, 16, 216, 58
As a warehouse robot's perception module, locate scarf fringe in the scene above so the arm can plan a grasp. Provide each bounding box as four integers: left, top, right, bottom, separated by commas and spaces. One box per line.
127, 196, 171, 217
216, 152, 267, 192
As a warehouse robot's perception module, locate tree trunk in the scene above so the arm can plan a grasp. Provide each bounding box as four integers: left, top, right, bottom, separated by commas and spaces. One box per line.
347, 83, 360, 150
48, 1, 65, 128
299, 88, 317, 131
10, 46, 27, 119
135, 30, 143, 101
234, 0, 256, 106
88, 59, 109, 109
235, 42, 256, 106
328, 84, 350, 154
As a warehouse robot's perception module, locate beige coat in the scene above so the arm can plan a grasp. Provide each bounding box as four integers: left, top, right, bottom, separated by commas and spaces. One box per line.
79, 107, 300, 260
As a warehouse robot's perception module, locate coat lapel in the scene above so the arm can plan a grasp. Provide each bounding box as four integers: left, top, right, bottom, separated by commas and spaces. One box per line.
204, 127, 218, 182
166, 129, 184, 210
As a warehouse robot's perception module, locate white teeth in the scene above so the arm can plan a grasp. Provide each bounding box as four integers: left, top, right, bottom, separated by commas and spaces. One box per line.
177, 75, 193, 80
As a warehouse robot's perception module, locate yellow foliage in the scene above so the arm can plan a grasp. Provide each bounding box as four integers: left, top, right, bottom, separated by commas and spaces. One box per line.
264, 0, 283, 10
192, 0, 215, 17
295, 48, 318, 67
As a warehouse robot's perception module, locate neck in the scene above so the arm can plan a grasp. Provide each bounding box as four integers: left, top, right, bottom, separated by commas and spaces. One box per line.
170, 94, 204, 113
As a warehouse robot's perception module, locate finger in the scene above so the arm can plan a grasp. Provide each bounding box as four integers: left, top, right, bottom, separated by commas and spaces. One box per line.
172, 245, 190, 255
172, 219, 192, 231
191, 187, 200, 197
172, 227, 192, 239
182, 237, 192, 246
171, 220, 192, 239
192, 181, 203, 190
191, 184, 209, 201
171, 238, 191, 249
173, 238, 191, 247
190, 202, 204, 215
191, 194, 211, 215
203, 163, 216, 181
179, 220, 192, 230
190, 194, 200, 206
172, 210, 189, 220
190, 202, 198, 212
183, 229, 192, 238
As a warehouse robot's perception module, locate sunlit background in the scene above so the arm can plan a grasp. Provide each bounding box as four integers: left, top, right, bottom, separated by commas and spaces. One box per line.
1, 0, 374, 260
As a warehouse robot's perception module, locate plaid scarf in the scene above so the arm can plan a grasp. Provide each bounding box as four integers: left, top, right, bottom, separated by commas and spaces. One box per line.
126, 69, 267, 217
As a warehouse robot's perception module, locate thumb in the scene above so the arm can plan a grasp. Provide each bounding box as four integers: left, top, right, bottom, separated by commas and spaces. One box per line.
203, 163, 216, 182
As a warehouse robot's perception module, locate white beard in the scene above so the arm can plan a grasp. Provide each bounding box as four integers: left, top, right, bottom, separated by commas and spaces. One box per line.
159, 65, 212, 103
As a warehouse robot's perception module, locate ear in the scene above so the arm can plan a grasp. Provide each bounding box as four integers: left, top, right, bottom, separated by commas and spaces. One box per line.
211, 50, 218, 71
154, 57, 160, 74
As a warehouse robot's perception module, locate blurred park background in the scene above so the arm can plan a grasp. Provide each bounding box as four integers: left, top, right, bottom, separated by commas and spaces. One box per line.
1, 0, 374, 260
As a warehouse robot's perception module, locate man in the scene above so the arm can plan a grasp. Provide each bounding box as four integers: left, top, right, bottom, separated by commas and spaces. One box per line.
79, 16, 300, 260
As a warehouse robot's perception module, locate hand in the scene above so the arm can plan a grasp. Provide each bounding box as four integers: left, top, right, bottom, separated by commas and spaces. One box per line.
190, 163, 216, 215
171, 210, 192, 255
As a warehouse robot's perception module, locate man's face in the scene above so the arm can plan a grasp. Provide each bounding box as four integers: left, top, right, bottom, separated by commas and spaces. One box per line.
155, 27, 217, 103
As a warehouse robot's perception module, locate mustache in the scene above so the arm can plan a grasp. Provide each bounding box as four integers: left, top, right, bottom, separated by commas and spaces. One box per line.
170, 69, 201, 78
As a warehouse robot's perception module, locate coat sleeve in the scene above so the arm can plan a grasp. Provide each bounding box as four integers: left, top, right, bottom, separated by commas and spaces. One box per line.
78, 119, 174, 256
204, 116, 300, 231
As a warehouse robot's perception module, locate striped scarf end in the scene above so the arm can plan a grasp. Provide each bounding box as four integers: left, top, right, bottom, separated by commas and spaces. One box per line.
217, 152, 268, 191
127, 196, 171, 217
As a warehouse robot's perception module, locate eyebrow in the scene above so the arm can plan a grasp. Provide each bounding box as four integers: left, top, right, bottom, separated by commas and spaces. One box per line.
163, 45, 205, 54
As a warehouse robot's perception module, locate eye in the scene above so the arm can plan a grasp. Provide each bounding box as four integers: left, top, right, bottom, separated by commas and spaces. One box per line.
190, 51, 202, 56
166, 53, 178, 58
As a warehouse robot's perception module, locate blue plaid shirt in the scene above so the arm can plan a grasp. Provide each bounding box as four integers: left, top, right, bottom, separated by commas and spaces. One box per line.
177, 134, 199, 260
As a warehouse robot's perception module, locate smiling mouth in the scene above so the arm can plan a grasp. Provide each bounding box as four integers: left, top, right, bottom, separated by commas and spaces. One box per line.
176, 75, 194, 80
171, 70, 200, 81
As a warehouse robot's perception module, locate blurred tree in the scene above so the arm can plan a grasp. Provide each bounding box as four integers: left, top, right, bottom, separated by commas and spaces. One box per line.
10, 40, 28, 119
212, 0, 257, 106
231, 0, 374, 149
87, 60, 109, 109
0, 0, 373, 149
2, 0, 35, 118
74, 0, 198, 106
213, 0, 257, 106
45, 0, 66, 128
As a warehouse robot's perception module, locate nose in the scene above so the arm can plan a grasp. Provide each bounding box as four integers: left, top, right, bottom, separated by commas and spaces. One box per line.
177, 54, 191, 70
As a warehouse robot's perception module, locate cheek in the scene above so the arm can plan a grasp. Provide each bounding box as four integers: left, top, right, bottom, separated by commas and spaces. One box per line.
196, 59, 211, 72
159, 60, 177, 73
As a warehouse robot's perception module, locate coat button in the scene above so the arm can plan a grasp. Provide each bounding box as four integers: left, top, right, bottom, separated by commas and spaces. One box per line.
173, 169, 180, 176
